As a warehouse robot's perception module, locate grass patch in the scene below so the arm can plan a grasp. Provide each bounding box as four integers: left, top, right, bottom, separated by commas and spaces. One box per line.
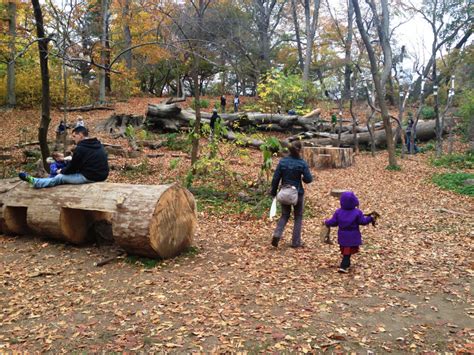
430, 152, 474, 170
189, 185, 315, 218
125, 255, 162, 268
431, 172, 474, 196
385, 164, 401, 171
161, 133, 191, 152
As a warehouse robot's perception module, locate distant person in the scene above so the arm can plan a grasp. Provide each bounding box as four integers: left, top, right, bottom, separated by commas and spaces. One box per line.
55, 120, 68, 150
324, 191, 378, 273
19, 126, 109, 189
287, 109, 296, 115
209, 108, 221, 140
331, 113, 337, 133
277, 106, 282, 114
233, 94, 240, 113
75, 116, 85, 128
56, 120, 67, 135
270, 140, 313, 248
220, 95, 227, 113
406, 118, 419, 153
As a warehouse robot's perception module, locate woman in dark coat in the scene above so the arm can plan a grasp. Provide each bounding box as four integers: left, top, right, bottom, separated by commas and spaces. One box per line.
270, 141, 313, 248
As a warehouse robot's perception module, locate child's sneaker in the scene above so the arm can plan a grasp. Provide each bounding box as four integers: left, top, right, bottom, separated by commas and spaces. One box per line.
18, 172, 34, 186
338, 268, 349, 273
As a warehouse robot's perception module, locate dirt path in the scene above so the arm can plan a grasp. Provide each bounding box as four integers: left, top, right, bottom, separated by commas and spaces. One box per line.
1, 149, 473, 352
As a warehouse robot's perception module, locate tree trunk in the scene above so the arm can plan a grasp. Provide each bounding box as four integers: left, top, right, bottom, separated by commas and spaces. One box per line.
31, 0, 51, 172
302, 147, 353, 168
99, 0, 108, 104
343, 0, 354, 100
122, 0, 132, 69
7, 1, 16, 107
352, 0, 397, 167
290, 0, 304, 72
302, 0, 321, 82
0, 181, 197, 259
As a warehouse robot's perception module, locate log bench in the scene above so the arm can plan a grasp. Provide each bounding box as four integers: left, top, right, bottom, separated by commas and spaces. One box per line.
0, 180, 197, 259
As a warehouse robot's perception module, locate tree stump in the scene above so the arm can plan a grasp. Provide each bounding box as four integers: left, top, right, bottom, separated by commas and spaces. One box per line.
302, 147, 353, 168
330, 189, 350, 198
0, 180, 197, 259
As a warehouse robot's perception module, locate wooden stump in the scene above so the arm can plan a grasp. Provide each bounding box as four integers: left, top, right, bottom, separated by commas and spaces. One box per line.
0, 180, 197, 259
330, 189, 350, 198
303, 146, 353, 168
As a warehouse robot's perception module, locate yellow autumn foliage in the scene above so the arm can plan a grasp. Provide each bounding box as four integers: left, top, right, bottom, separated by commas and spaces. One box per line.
0, 66, 91, 108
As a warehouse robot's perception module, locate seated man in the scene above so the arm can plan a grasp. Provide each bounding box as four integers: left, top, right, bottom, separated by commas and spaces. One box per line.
19, 126, 109, 189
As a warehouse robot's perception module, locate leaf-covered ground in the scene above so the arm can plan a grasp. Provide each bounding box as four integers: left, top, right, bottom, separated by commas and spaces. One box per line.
0, 101, 473, 352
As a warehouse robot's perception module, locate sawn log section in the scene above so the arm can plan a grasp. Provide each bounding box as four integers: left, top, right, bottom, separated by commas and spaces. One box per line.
0, 180, 197, 258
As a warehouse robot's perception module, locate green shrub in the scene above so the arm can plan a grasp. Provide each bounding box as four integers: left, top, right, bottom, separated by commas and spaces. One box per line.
431, 152, 474, 170
419, 140, 435, 153
432, 173, 474, 196
421, 106, 436, 120
257, 68, 315, 112
457, 89, 474, 143
191, 98, 210, 109
161, 133, 190, 152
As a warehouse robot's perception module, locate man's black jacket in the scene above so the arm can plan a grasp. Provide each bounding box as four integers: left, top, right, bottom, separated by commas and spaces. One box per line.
61, 138, 109, 181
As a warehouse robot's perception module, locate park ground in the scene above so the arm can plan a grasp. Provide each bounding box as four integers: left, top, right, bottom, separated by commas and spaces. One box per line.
0, 98, 473, 352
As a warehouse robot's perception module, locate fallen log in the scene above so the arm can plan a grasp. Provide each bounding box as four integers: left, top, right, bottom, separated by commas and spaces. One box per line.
145, 103, 322, 133
60, 104, 115, 112
0, 181, 197, 259
304, 119, 448, 147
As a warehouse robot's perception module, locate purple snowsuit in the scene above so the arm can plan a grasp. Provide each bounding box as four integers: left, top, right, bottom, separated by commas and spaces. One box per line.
324, 191, 373, 247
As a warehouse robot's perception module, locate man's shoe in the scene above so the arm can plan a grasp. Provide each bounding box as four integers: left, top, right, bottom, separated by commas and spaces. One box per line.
290, 243, 305, 248
338, 268, 349, 274
18, 172, 34, 185
271, 237, 279, 247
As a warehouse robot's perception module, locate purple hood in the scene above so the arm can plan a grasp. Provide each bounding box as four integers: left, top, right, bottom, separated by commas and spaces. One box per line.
340, 191, 359, 210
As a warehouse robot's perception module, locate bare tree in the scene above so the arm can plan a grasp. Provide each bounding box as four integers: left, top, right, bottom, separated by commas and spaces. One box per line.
302, 0, 321, 82
290, 0, 304, 72
7, 1, 17, 107
31, 0, 51, 169
98, 0, 109, 104
352, 0, 397, 167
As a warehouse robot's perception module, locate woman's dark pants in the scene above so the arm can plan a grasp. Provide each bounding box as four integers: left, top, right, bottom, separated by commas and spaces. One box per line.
273, 194, 304, 247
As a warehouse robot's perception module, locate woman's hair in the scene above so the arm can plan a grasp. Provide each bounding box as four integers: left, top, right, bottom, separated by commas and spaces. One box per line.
288, 140, 302, 159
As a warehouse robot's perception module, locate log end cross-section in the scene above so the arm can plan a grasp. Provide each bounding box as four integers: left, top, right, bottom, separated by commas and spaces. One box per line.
0, 180, 198, 259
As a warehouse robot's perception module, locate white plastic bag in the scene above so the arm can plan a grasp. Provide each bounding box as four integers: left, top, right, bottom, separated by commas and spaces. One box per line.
269, 197, 277, 220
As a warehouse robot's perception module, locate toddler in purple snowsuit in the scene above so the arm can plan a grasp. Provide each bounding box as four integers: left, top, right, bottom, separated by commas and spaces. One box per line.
324, 191, 373, 273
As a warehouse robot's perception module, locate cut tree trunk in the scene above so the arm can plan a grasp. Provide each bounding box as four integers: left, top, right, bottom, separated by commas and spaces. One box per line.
145, 103, 322, 133
59, 104, 115, 112
0, 181, 197, 259
302, 147, 353, 168
305, 119, 448, 148
95, 114, 144, 136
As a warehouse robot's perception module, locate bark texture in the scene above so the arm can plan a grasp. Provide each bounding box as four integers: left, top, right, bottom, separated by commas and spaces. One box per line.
0, 181, 197, 259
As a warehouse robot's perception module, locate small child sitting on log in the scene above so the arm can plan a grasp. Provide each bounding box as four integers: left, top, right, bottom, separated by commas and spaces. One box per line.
47, 152, 70, 178
323, 191, 379, 273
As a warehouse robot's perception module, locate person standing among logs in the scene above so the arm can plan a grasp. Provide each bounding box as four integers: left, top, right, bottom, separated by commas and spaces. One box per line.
270, 140, 313, 248
19, 126, 109, 189
233, 94, 240, 113
220, 95, 226, 113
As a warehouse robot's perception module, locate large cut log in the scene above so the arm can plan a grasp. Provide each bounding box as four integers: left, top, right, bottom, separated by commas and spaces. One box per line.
302, 147, 353, 168
145, 103, 322, 133
0, 181, 197, 259
305, 119, 449, 147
